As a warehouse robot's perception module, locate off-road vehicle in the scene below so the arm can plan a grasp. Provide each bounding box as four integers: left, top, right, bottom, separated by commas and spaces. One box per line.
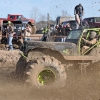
16, 28, 100, 89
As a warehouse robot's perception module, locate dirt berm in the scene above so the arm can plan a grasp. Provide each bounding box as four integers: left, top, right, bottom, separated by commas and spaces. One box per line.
0, 50, 22, 73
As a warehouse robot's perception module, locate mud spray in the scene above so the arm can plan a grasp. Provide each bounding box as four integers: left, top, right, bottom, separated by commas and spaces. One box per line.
0, 50, 100, 100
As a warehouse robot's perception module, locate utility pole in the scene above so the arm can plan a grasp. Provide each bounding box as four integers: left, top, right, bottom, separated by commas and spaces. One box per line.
47, 13, 50, 28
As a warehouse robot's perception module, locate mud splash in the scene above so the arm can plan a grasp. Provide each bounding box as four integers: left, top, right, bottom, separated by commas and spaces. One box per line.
0, 50, 22, 73
0, 50, 100, 100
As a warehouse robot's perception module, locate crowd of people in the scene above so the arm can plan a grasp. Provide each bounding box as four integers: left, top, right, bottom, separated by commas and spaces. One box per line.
2, 21, 32, 50
55, 22, 72, 36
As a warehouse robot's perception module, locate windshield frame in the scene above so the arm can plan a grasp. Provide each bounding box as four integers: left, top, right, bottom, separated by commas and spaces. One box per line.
65, 29, 82, 44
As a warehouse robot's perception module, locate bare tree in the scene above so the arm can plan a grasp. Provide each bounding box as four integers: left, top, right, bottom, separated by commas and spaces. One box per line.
30, 7, 40, 23
38, 14, 47, 28
38, 14, 46, 21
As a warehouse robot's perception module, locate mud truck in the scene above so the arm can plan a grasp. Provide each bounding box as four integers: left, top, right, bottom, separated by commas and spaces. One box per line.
16, 28, 100, 89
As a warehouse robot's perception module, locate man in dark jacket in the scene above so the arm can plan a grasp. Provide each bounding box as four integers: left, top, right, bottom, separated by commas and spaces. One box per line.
65, 23, 72, 36
74, 3, 84, 27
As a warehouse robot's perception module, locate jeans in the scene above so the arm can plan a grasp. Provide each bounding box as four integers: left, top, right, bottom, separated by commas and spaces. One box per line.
61, 37, 66, 42
79, 14, 83, 26
8, 34, 13, 50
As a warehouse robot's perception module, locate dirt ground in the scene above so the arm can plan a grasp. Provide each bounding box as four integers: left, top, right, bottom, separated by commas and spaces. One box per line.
0, 50, 100, 100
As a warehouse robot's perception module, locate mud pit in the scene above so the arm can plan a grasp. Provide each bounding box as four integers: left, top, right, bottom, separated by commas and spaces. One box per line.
0, 50, 100, 100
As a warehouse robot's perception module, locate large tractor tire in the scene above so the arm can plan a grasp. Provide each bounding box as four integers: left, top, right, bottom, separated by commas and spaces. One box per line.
25, 56, 66, 89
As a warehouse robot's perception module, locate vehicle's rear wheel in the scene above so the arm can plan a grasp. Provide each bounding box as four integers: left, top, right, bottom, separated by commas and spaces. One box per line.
25, 56, 66, 89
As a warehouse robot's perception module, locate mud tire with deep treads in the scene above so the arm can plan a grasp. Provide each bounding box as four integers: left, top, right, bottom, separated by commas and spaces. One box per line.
25, 56, 67, 89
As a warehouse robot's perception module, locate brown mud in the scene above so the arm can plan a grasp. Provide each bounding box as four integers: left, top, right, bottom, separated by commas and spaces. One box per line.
0, 50, 100, 100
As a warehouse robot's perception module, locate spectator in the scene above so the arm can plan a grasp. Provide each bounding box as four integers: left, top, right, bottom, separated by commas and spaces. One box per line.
59, 24, 63, 35
24, 24, 32, 41
74, 3, 84, 28
65, 23, 72, 36
41, 27, 49, 41
55, 24, 63, 35
6, 21, 14, 50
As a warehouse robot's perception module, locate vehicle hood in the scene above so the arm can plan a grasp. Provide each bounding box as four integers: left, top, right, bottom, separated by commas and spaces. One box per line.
25, 41, 77, 55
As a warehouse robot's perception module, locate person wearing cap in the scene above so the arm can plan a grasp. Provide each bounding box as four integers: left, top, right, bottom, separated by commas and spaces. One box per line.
81, 31, 97, 54
6, 21, 14, 50
74, 3, 84, 28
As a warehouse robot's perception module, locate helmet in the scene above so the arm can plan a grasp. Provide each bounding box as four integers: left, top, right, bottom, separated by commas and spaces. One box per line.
90, 31, 97, 39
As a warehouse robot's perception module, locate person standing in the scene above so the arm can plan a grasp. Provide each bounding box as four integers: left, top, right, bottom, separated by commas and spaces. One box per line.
6, 21, 14, 50
65, 23, 72, 35
24, 24, 32, 41
41, 27, 49, 41
74, 3, 84, 28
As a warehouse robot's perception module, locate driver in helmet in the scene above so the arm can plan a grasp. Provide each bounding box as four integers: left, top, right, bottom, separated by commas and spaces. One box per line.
81, 31, 97, 54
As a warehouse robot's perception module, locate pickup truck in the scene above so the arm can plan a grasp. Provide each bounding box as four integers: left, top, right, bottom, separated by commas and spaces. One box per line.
84, 17, 100, 28
0, 14, 35, 31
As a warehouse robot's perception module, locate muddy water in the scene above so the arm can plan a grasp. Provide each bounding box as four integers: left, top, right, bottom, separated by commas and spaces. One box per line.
0, 67, 100, 100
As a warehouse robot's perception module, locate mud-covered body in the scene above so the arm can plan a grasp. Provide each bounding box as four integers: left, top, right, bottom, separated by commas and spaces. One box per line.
16, 28, 100, 89
23, 28, 100, 61
24, 41, 77, 56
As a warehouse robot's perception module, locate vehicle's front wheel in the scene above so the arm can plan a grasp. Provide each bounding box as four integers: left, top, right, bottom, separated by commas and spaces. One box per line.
25, 56, 67, 89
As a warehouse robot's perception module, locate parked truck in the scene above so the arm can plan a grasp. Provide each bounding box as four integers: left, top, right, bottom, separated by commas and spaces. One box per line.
0, 14, 36, 34
84, 17, 100, 28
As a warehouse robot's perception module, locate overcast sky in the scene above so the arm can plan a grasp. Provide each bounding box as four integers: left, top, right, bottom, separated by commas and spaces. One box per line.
0, 0, 100, 21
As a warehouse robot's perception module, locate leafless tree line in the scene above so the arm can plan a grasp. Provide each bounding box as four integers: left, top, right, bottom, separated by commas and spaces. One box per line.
30, 6, 71, 23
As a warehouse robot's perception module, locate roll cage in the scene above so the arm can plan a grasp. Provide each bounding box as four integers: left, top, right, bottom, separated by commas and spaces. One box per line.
78, 28, 100, 55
